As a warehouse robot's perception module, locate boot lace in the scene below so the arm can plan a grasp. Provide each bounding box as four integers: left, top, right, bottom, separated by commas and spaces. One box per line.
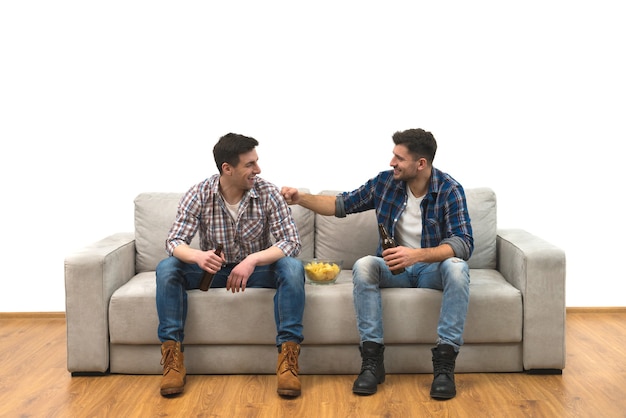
360, 356, 379, 374
433, 357, 455, 376
161, 345, 182, 374
281, 346, 300, 374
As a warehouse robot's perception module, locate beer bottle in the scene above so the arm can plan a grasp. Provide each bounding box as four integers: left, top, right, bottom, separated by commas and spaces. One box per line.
199, 244, 224, 291
378, 223, 405, 274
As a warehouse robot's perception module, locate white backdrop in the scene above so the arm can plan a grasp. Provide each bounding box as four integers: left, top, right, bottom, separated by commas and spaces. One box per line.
1, 1, 624, 311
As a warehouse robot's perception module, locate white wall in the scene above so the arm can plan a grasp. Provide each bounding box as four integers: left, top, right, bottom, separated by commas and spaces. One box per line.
1, 1, 624, 311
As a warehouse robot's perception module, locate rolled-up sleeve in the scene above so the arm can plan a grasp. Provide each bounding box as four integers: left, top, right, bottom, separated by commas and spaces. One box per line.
268, 190, 301, 257
165, 189, 202, 256
440, 186, 474, 261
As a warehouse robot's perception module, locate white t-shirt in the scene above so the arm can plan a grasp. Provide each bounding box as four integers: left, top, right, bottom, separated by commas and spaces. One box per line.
224, 199, 240, 222
395, 189, 424, 249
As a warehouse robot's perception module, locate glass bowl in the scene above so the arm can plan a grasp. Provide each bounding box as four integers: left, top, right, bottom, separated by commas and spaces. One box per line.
302, 259, 343, 285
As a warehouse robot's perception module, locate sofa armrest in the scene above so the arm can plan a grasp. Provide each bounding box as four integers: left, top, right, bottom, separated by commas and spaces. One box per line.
496, 229, 566, 371
64, 232, 136, 374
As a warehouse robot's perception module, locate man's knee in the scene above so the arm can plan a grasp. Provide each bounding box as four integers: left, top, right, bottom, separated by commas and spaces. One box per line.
353, 256, 382, 285
156, 257, 184, 282
276, 257, 305, 282
440, 258, 470, 284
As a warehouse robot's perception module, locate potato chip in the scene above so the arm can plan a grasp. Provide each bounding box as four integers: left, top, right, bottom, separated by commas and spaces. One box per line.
304, 261, 341, 282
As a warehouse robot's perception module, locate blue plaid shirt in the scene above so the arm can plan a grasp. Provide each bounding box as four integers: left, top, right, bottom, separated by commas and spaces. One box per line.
338, 168, 474, 260
166, 175, 301, 263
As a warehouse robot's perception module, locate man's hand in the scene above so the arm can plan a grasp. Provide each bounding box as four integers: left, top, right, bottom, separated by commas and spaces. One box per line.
173, 245, 225, 274
280, 187, 336, 216
382, 246, 410, 272
226, 259, 255, 293
280, 187, 300, 205
198, 248, 225, 274
383, 244, 456, 269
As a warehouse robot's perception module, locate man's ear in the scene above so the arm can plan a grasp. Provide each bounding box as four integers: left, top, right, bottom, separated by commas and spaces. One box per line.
221, 162, 232, 175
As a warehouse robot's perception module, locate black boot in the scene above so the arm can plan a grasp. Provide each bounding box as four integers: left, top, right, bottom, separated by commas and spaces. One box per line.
430, 344, 458, 399
352, 341, 385, 395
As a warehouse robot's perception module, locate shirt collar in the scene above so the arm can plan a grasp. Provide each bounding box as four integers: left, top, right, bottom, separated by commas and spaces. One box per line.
210, 174, 260, 202
425, 167, 443, 200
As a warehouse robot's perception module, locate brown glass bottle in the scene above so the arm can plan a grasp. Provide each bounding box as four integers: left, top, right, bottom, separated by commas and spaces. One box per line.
378, 223, 405, 275
199, 244, 224, 291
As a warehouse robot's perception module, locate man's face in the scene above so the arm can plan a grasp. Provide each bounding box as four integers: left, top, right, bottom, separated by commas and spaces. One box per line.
390, 144, 421, 181
230, 149, 261, 191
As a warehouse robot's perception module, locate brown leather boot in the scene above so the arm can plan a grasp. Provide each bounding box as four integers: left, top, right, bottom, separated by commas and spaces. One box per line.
276, 341, 301, 397
160, 341, 186, 396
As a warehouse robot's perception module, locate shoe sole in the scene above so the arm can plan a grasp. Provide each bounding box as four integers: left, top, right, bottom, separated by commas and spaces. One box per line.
160, 376, 186, 397
352, 387, 377, 395
161, 387, 184, 396
430, 392, 456, 400
277, 389, 301, 397
353, 380, 383, 395
352, 374, 384, 395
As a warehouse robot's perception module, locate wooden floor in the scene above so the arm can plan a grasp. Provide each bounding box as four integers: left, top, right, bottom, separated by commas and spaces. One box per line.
1, 311, 625, 417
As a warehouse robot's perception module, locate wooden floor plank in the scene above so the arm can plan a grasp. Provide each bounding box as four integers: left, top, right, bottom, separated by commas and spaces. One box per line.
1, 312, 626, 417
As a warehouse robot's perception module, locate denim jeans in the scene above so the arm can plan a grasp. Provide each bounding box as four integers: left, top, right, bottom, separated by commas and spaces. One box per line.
352, 255, 470, 350
156, 256, 305, 347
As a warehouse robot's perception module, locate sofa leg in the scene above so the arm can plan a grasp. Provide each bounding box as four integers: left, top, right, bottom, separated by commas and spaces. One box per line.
525, 369, 563, 375
70, 370, 110, 377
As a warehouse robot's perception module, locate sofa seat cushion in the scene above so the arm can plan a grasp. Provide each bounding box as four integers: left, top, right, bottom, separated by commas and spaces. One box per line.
109, 268, 521, 345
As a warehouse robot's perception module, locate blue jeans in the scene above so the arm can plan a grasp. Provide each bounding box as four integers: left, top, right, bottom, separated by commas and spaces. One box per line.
156, 256, 305, 347
352, 255, 470, 350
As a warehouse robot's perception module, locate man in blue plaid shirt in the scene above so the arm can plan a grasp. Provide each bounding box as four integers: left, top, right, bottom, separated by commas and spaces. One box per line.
282, 128, 473, 399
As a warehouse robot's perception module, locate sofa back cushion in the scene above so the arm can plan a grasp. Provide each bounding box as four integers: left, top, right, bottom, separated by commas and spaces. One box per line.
314, 191, 378, 269
466, 187, 497, 269
312, 187, 496, 270
134, 193, 193, 273
134, 191, 315, 273
134, 187, 496, 273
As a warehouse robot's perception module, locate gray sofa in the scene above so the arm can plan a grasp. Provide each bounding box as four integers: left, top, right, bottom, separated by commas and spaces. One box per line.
64, 187, 566, 376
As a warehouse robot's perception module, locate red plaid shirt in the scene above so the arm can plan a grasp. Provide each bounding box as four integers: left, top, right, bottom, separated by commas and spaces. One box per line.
166, 174, 301, 263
